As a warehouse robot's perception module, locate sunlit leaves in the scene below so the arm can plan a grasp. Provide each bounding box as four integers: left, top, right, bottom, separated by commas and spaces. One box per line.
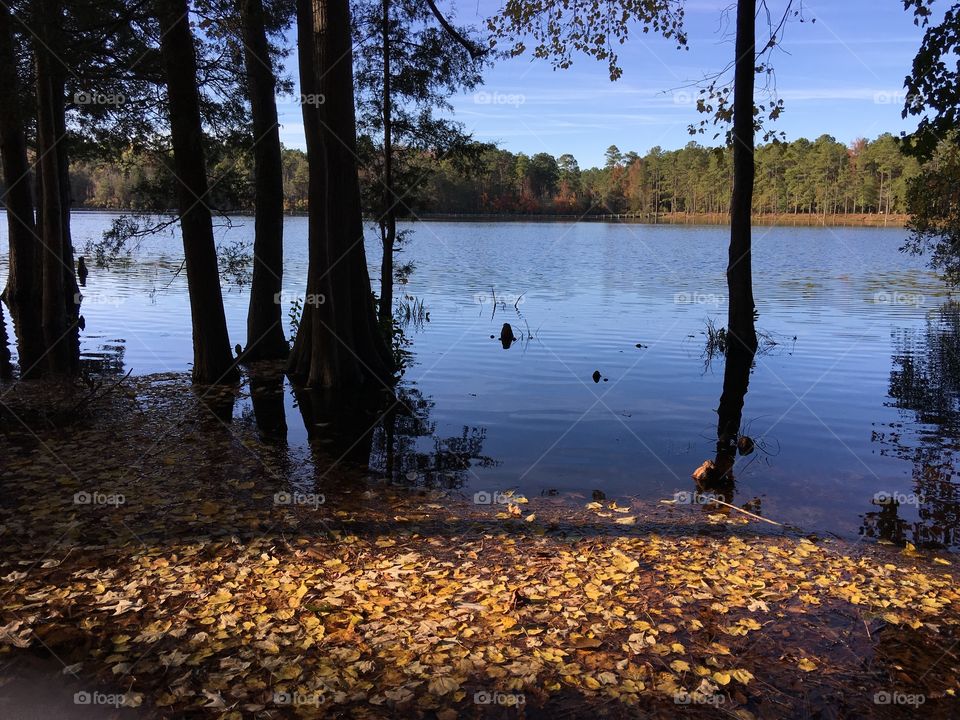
487, 0, 687, 81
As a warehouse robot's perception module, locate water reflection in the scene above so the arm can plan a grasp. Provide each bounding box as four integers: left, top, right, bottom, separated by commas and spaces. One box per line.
865, 300, 960, 547
248, 368, 288, 444
79, 340, 126, 376
693, 325, 758, 508
293, 385, 389, 471
369, 387, 497, 488
195, 384, 238, 426
0, 300, 12, 380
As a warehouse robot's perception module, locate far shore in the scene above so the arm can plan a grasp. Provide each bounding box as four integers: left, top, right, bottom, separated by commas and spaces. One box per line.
416, 211, 910, 228
60, 206, 910, 228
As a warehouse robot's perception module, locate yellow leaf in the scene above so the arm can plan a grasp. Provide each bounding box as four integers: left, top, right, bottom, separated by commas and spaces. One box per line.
428, 676, 461, 695
289, 583, 308, 609
611, 554, 639, 573
275, 664, 300, 680
730, 668, 753, 684
525, 513, 536, 522
797, 658, 817, 672
670, 660, 690, 673
933, 557, 951, 566
495, 614, 517, 630
614, 516, 637, 525
713, 671, 731, 685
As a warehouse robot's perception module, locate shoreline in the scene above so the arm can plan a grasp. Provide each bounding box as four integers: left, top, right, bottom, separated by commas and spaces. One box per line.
0, 372, 957, 718
59, 207, 910, 229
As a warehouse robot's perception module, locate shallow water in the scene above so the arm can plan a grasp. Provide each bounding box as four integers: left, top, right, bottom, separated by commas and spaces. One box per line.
2, 211, 958, 546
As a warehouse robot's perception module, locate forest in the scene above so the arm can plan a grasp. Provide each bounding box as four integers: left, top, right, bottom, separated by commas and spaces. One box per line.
68, 133, 920, 218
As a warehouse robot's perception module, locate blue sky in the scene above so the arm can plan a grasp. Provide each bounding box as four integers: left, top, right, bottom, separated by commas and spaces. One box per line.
276, 1, 930, 168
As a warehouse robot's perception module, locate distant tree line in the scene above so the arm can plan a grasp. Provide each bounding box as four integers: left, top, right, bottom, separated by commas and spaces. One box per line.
60, 132, 920, 218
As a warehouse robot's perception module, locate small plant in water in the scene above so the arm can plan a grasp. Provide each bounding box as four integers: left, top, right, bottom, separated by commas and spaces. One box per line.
287, 297, 303, 347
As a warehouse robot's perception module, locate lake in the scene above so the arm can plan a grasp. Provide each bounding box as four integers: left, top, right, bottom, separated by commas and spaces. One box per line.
2, 211, 958, 546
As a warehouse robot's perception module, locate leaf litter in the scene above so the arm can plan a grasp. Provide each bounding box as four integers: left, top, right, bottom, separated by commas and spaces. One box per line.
0, 374, 958, 717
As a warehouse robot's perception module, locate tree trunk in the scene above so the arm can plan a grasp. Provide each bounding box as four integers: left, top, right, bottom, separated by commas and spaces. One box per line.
288, 0, 392, 388
0, 2, 44, 376
378, 0, 396, 328
727, 0, 758, 354
698, 333, 755, 498
52, 66, 81, 374
35, 2, 72, 375
156, 0, 239, 384
240, 0, 288, 360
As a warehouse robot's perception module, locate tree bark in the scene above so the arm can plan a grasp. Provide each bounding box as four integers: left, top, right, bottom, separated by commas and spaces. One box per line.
156, 0, 239, 384
0, 2, 44, 375
240, 0, 288, 360
727, 0, 758, 354
288, 0, 392, 387
35, 0, 73, 375
52, 65, 81, 374
378, 0, 395, 328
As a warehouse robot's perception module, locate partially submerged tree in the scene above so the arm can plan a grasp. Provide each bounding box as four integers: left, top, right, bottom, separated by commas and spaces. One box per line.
489, 0, 807, 351
155, 0, 239, 384
288, 0, 392, 386
0, 1, 43, 375
34, 0, 79, 375
237, 0, 292, 360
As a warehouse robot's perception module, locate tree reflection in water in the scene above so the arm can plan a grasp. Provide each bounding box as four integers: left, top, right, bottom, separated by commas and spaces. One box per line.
865, 300, 960, 548
249, 311, 498, 491
369, 387, 498, 489
693, 321, 758, 508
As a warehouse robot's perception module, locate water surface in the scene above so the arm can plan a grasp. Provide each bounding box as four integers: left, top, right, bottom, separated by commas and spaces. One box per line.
2, 212, 957, 546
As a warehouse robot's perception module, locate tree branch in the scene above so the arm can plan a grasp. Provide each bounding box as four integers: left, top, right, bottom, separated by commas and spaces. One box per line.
423, 0, 485, 59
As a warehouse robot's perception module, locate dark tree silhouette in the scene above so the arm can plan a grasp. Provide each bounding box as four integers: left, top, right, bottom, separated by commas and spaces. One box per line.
0, 1, 43, 375
288, 0, 392, 387
239, 0, 288, 360
727, 0, 759, 354
156, 0, 239, 384
35, 0, 75, 374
